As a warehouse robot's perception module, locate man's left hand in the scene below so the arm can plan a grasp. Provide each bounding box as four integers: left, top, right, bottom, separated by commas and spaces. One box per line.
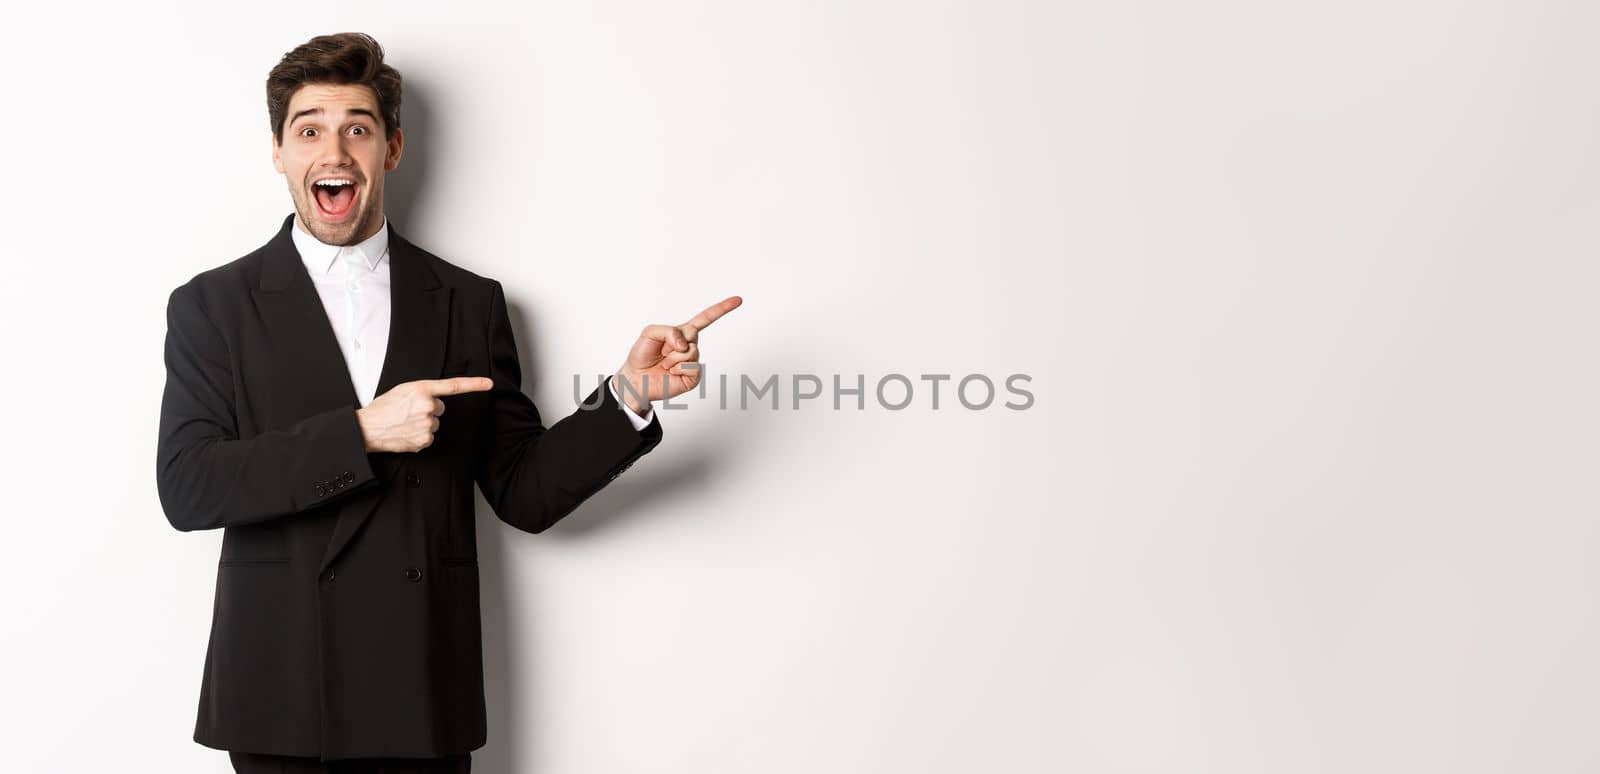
614, 295, 743, 414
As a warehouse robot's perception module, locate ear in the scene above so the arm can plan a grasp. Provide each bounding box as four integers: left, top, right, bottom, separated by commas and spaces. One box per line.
271, 131, 284, 174
385, 127, 404, 172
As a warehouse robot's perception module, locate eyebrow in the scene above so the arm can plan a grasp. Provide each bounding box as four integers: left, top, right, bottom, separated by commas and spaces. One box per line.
289, 106, 380, 126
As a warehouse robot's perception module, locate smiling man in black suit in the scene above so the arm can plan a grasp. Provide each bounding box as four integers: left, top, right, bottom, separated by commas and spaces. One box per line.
155, 32, 741, 773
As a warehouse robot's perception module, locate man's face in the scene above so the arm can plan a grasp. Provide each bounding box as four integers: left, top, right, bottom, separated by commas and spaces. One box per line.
272, 83, 403, 245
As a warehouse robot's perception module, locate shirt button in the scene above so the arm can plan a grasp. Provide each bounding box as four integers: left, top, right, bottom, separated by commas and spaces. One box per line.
405, 472, 421, 488
405, 567, 422, 582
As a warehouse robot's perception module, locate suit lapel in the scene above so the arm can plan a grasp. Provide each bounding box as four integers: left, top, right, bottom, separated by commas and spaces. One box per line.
371, 222, 451, 399
245, 213, 453, 574
251, 214, 365, 412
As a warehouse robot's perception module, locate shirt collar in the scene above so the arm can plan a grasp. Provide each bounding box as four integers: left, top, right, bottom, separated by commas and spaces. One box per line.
291, 213, 391, 275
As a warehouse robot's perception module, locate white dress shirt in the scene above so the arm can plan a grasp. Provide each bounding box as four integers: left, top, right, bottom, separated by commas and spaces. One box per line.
291, 213, 654, 431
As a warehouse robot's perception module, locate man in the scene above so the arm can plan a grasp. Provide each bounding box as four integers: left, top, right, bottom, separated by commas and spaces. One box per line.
155, 32, 741, 773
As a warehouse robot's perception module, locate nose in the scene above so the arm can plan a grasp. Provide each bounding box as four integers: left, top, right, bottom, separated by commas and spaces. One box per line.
316, 133, 356, 169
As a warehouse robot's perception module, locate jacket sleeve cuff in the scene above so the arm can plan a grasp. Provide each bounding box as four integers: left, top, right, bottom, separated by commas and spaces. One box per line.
608, 374, 655, 432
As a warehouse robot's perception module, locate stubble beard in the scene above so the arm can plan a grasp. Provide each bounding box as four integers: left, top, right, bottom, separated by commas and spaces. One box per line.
294, 185, 378, 247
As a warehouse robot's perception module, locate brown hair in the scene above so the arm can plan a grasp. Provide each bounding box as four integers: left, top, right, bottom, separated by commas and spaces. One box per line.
266, 32, 402, 145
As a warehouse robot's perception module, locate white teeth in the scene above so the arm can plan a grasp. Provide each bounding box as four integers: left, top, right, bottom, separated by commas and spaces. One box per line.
314, 179, 355, 187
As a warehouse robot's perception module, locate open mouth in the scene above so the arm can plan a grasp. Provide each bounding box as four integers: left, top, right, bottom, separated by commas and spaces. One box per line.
311, 178, 359, 222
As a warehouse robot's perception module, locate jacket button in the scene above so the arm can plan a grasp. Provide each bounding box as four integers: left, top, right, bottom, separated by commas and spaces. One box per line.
405, 472, 421, 488
315, 485, 327, 497
405, 567, 422, 582
321, 569, 336, 583
342, 471, 354, 483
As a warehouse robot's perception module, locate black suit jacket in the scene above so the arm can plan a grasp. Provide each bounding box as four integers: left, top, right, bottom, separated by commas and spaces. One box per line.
156, 213, 662, 760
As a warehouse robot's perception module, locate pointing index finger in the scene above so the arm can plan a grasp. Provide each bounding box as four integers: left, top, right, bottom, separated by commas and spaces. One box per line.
682, 295, 743, 334
427, 376, 494, 396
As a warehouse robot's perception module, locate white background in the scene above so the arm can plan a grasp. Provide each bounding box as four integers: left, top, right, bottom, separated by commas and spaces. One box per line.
1, 1, 1596, 772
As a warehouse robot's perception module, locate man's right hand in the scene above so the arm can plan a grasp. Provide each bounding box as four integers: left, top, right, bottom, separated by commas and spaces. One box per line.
356, 376, 494, 453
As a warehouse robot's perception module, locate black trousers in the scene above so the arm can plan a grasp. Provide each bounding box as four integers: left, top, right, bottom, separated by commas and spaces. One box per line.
228, 750, 471, 773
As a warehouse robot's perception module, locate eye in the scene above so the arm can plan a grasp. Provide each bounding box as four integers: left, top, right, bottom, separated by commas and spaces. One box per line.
350, 125, 367, 136
299, 127, 317, 138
